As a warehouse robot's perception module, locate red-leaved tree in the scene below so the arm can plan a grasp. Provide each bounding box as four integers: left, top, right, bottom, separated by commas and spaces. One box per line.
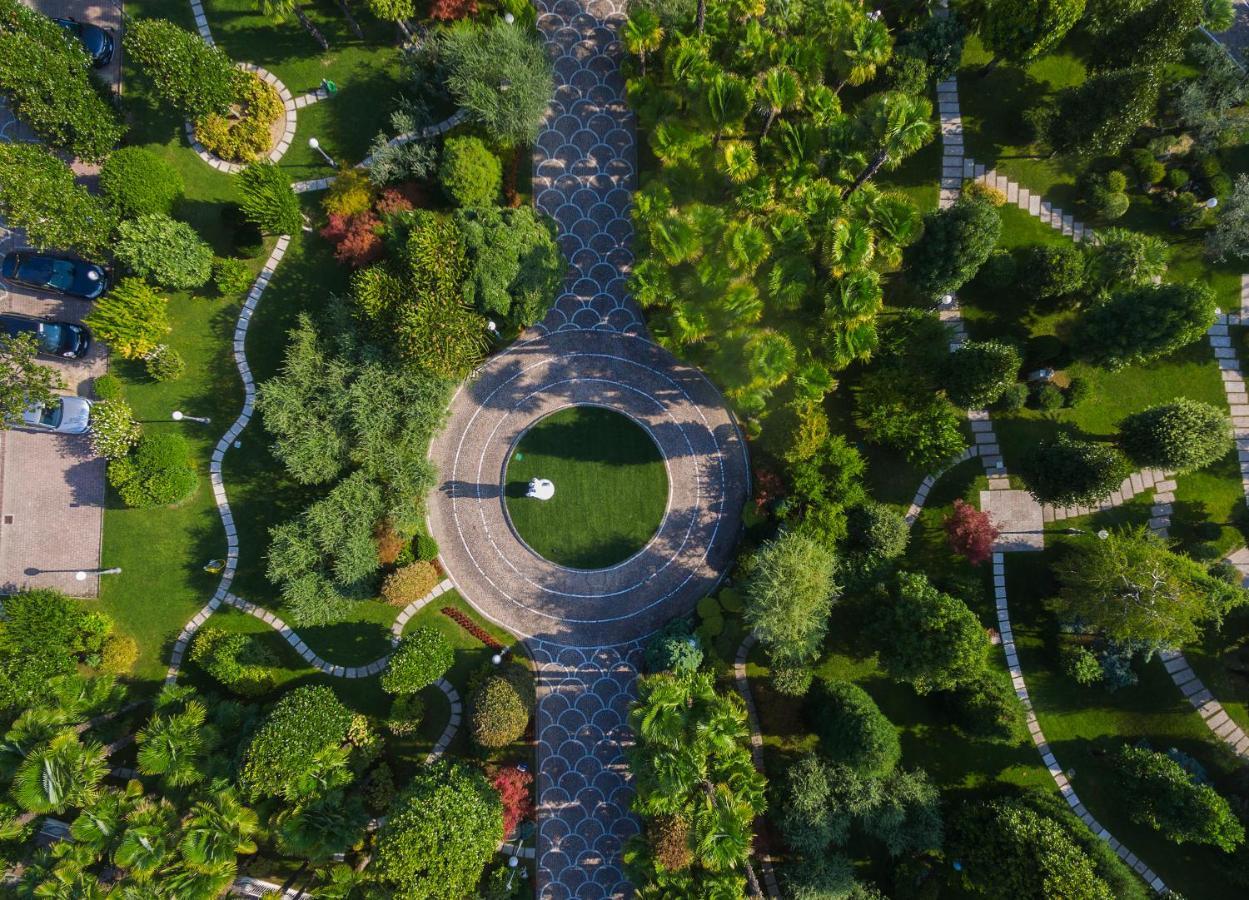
492, 765, 534, 837
944, 499, 999, 566
429, 0, 477, 19
321, 212, 383, 268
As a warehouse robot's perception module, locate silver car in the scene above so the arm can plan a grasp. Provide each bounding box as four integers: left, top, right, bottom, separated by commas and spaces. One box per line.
21, 396, 93, 435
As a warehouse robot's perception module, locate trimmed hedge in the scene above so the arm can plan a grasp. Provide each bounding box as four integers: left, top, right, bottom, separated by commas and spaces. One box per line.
809, 679, 900, 777
469, 662, 534, 748
381, 627, 454, 695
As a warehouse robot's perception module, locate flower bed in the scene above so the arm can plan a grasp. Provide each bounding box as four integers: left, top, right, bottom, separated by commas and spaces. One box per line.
194, 70, 282, 163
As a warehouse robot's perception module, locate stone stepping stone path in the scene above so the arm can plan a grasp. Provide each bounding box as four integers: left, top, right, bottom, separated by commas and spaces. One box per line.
732, 634, 782, 899
904, 445, 979, 526
1041, 469, 1173, 528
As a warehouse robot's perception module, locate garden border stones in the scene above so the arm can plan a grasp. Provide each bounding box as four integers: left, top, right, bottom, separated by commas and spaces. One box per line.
184, 63, 300, 173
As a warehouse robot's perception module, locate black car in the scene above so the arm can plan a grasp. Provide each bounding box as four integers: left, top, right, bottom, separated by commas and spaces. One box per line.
1, 251, 108, 301
54, 17, 114, 68
0, 313, 91, 360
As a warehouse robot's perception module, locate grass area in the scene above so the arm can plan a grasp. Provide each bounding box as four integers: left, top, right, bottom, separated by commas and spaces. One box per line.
1004, 547, 1247, 898
503, 406, 669, 569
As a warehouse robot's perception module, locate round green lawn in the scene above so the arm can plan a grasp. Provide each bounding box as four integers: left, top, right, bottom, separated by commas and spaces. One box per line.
504, 406, 668, 569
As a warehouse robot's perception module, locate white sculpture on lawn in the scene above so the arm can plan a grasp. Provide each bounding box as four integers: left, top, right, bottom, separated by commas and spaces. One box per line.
526, 478, 555, 500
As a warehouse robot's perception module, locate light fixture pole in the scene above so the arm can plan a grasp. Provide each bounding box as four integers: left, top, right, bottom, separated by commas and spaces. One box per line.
308, 137, 337, 168
76, 567, 122, 581
172, 410, 211, 424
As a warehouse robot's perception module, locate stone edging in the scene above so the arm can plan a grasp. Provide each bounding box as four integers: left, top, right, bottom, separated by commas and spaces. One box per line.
990, 552, 1169, 893
732, 634, 782, 900
184, 64, 300, 173
1042, 469, 1174, 527
904, 445, 979, 526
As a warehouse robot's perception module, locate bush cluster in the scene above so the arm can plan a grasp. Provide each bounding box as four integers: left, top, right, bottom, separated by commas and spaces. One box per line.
240, 685, 354, 802
469, 662, 534, 748
189, 626, 278, 697
196, 72, 283, 163
380, 562, 440, 607
107, 432, 199, 508
116, 214, 214, 290
100, 148, 185, 219
380, 627, 454, 695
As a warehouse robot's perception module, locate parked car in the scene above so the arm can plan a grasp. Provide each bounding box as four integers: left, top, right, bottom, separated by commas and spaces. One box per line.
54, 17, 114, 67
0, 251, 108, 301
20, 396, 93, 435
0, 313, 91, 360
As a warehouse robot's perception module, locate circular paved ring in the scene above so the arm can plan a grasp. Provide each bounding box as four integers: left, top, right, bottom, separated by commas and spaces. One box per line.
428, 328, 749, 648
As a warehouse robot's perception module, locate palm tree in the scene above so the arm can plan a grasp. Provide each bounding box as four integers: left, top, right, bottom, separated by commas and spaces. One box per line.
256, 0, 329, 51
844, 91, 934, 197
754, 66, 802, 138
832, 15, 892, 94
315, 863, 370, 900
180, 786, 259, 872
717, 142, 758, 184
113, 798, 179, 882
135, 701, 210, 789
273, 791, 368, 863
702, 72, 752, 146
69, 780, 144, 857
623, 9, 664, 77
11, 731, 108, 818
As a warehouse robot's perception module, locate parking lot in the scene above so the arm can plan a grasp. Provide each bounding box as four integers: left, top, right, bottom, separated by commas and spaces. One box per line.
0, 0, 121, 597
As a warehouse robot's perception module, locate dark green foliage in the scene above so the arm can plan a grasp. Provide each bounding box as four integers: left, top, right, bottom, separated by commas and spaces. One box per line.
454, 207, 564, 327
896, 14, 966, 82
871, 572, 989, 694
437, 19, 555, 148
1084, 228, 1169, 294
1076, 281, 1217, 369
380, 627, 454, 694
1062, 643, 1103, 685
0, 589, 111, 716
811, 680, 900, 777
108, 432, 199, 508
1111, 744, 1244, 851
1033, 382, 1064, 411
861, 768, 943, 858
1017, 243, 1085, 301
1119, 398, 1231, 473
116, 214, 214, 290
241, 685, 354, 802
1039, 68, 1161, 160
1089, 0, 1202, 71
976, 249, 1017, 289
369, 762, 503, 899
941, 339, 1021, 408
1128, 148, 1166, 186
0, 0, 123, 161
239, 162, 302, 235
949, 793, 1137, 899
977, 0, 1086, 65
854, 364, 968, 468
776, 753, 854, 855
642, 618, 703, 675
0, 143, 116, 258
996, 381, 1029, 411
414, 533, 439, 561
1065, 377, 1092, 407
124, 18, 235, 119
845, 502, 909, 561
213, 257, 253, 296
438, 136, 502, 208
99, 148, 185, 219
92, 374, 124, 402
785, 855, 857, 900
742, 531, 839, 666
469, 663, 534, 748
940, 669, 1025, 741
189, 627, 278, 697
771, 665, 815, 696
906, 195, 1002, 298
1019, 434, 1130, 506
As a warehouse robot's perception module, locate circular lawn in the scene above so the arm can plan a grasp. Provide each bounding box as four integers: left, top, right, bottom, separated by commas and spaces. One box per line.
504, 406, 668, 569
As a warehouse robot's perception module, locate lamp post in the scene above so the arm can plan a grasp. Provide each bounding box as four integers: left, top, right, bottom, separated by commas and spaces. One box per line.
308, 137, 337, 168
503, 11, 515, 23
171, 411, 211, 425
76, 567, 122, 581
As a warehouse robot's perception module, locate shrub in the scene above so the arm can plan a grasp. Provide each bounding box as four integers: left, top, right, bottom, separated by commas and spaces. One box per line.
195, 72, 282, 164
995, 382, 1028, 411
0, 6, 123, 161
1207, 174, 1249, 262
88, 399, 141, 460
323, 168, 374, 218
455, 206, 564, 327
414, 533, 439, 561
1119, 398, 1231, 473
942, 669, 1024, 741
942, 340, 1021, 408
1020, 434, 1130, 506
1032, 382, 1064, 411
743, 531, 839, 667
810, 679, 900, 777
1167, 167, 1190, 190
241, 685, 355, 803
116, 214, 214, 290
944, 499, 998, 566
85, 279, 170, 360
99, 633, 139, 675
906, 195, 1002, 298
100, 148, 185, 218
1040, 67, 1160, 160
1111, 744, 1244, 851
1062, 643, 1103, 685
189, 626, 278, 697
108, 432, 199, 508
1017, 244, 1085, 301
381, 627, 453, 694
380, 562, 440, 607
222, 202, 264, 256
145, 345, 185, 382
771, 665, 815, 696
92, 374, 124, 402
469, 664, 534, 748
1129, 148, 1166, 185
0, 588, 113, 715
386, 693, 425, 736
775, 753, 854, 856
976, 249, 1017, 289
439, 136, 503, 208
239, 162, 302, 235
844, 502, 909, 562
642, 618, 703, 675
124, 18, 235, 119
492, 766, 533, 837
369, 762, 503, 898
1064, 377, 1092, 408
213, 257, 253, 296
321, 212, 383, 268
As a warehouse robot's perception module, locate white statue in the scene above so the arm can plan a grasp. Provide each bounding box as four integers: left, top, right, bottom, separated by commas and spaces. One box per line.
526, 478, 555, 500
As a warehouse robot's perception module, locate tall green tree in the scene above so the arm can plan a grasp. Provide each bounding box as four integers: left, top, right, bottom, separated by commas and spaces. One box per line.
1, 333, 62, 431
124, 18, 237, 118
742, 531, 839, 666
1019, 434, 1130, 506
844, 91, 934, 197
1076, 281, 1216, 369
1040, 67, 1161, 160
255, 0, 328, 50
0, 143, 116, 258
1111, 745, 1244, 851
977, 0, 1086, 69
1119, 399, 1231, 473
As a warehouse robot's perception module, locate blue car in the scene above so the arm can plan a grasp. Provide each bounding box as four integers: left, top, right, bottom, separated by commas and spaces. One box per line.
0, 313, 91, 360
1, 251, 108, 301
54, 17, 115, 68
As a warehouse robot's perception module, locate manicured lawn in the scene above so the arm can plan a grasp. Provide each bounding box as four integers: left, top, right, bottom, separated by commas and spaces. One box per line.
504, 406, 669, 569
